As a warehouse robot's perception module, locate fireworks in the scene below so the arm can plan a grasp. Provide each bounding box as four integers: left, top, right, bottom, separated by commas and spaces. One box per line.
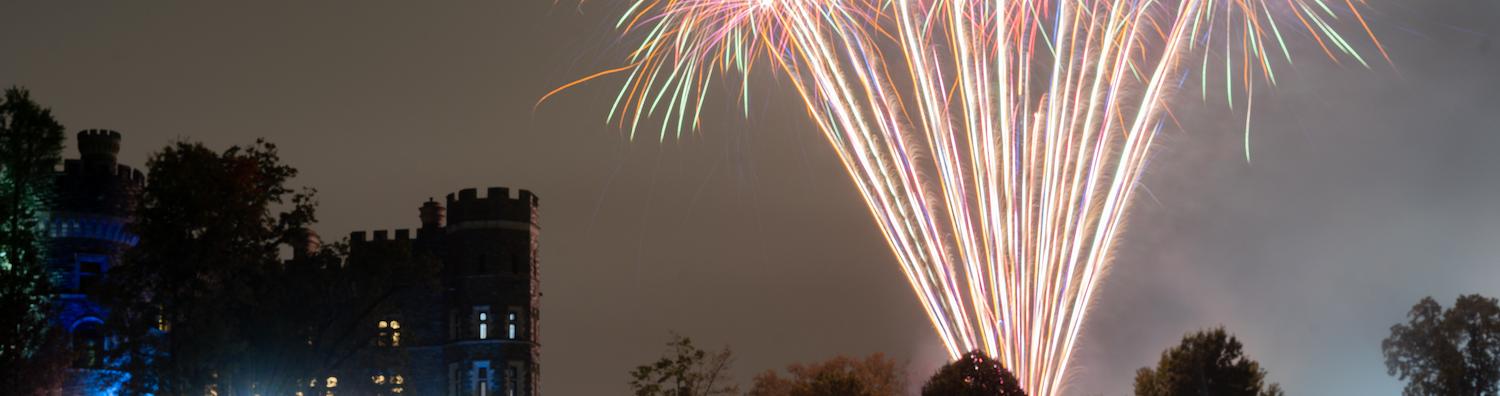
560, 0, 1384, 394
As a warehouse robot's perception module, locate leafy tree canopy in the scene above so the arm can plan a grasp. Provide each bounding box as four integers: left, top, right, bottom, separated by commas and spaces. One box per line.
921, 351, 1028, 396
1383, 294, 1500, 396
0, 86, 68, 395
749, 353, 905, 396
1134, 327, 1283, 396
630, 333, 738, 396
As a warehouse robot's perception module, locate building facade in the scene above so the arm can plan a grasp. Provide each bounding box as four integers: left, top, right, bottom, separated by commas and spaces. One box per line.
348, 187, 542, 396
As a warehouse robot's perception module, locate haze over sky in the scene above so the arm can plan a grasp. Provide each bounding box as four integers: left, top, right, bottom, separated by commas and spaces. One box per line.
2, 1, 1498, 394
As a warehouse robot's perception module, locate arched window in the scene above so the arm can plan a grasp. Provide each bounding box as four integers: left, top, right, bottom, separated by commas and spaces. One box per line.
73, 322, 104, 368
473, 306, 492, 340
507, 311, 518, 340
478, 312, 489, 340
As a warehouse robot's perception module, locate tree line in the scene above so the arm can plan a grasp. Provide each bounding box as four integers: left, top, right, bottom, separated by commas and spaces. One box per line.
625, 327, 1277, 396
627, 294, 1500, 396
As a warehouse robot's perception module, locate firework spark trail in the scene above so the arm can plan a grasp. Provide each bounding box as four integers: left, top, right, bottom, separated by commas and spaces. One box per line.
558, 0, 1384, 394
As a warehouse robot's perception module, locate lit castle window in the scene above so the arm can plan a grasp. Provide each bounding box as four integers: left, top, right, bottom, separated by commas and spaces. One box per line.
377, 320, 402, 347
478, 312, 489, 340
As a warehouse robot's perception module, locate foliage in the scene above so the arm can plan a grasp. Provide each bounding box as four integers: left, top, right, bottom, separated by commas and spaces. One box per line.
0, 86, 68, 393
921, 351, 1028, 396
629, 333, 738, 396
103, 139, 304, 395
1133, 327, 1284, 396
748, 353, 905, 396
1382, 295, 1500, 396
4, 329, 73, 396
103, 140, 437, 395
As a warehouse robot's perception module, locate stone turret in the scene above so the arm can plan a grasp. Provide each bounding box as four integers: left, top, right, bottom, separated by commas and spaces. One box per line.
57, 130, 144, 218
49, 129, 142, 395
77, 129, 122, 167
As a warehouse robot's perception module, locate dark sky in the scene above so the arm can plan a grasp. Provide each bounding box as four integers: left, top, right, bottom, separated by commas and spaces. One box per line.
2, 1, 1497, 395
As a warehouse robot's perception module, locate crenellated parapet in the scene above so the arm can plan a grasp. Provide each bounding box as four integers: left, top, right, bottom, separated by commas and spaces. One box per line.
346, 229, 420, 266
350, 228, 417, 244
445, 187, 539, 230
76, 129, 121, 163
60, 161, 145, 183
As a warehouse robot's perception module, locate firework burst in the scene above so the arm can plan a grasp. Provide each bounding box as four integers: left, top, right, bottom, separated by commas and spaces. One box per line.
553, 0, 1385, 394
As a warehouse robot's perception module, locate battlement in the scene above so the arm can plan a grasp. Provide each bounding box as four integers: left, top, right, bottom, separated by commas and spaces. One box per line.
61, 129, 145, 189
77, 129, 121, 140
445, 187, 538, 224
77, 129, 122, 165
349, 228, 415, 243
60, 160, 147, 185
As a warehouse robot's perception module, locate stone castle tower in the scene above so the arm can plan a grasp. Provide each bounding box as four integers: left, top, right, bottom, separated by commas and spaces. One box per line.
350, 187, 541, 396
49, 129, 144, 392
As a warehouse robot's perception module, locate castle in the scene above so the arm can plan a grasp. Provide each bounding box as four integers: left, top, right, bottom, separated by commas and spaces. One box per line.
45, 130, 542, 396
346, 187, 543, 396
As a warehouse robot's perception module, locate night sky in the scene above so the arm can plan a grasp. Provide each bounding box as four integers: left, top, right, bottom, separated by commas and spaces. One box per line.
3, 1, 1498, 395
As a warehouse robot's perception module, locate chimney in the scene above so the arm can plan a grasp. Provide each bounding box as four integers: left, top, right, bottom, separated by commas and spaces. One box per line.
420, 198, 445, 229
289, 228, 322, 261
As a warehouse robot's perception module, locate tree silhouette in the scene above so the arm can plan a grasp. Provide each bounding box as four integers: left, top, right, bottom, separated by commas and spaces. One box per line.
103, 140, 311, 394
1382, 294, 1500, 396
1134, 327, 1283, 396
921, 351, 1028, 396
102, 140, 438, 395
629, 333, 738, 396
749, 353, 905, 396
0, 86, 69, 395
